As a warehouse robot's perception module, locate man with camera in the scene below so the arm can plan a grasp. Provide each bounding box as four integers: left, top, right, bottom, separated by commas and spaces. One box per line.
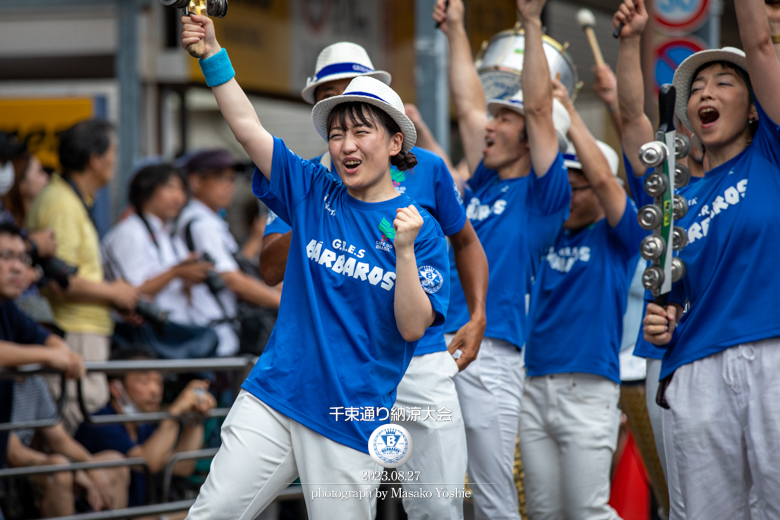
177, 150, 281, 357
26, 119, 140, 433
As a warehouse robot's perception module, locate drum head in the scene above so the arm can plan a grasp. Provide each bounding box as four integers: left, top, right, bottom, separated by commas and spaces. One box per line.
477, 29, 578, 100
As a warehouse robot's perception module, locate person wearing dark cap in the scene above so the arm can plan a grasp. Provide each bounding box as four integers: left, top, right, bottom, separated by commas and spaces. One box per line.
177, 149, 281, 356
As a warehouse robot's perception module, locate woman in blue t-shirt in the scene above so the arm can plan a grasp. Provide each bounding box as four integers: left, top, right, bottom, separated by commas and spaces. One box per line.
181, 13, 450, 520
643, 2, 780, 517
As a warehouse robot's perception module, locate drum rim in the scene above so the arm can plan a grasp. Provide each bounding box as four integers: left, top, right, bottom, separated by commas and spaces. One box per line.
479, 28, 576, 67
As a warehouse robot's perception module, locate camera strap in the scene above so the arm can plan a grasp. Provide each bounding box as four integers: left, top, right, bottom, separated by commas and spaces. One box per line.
61, 174, 98, 231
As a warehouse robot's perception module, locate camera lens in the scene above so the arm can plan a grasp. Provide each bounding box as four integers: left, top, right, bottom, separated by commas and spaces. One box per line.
37, 257, 78, 289
135, 300, 170, 327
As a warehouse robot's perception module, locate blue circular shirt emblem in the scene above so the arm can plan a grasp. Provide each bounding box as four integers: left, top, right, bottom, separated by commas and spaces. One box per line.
368, 424, 413, 468
419, 266, 444, 294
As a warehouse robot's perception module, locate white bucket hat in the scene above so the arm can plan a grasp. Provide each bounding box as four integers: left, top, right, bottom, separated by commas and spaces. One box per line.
672, 47, 748, 132
311, 76, 417, 153
487, 91, 572, 153
301, 42, 392, 105
563, 140, 619, 176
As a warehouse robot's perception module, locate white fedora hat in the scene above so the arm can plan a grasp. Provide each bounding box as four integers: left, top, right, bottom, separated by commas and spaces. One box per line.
672, 47, 748, 131
563, 140, 619, 176
311, 76, 417, 153
301, 42, 392, 105
487, 91, 572, 153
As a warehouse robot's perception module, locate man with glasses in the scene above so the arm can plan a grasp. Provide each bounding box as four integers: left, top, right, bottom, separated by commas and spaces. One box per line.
177, 150, 281, 357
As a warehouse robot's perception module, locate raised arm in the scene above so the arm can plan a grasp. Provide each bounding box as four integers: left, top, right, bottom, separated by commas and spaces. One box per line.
615, 0, 655, 177
181, 14, 275, 177
517, 0, 559, 177
554, 80, 627, 227
433, 0, 489, 174
736, 0, 780, 123
770, 2, 780, 63
593, 64, 622, 136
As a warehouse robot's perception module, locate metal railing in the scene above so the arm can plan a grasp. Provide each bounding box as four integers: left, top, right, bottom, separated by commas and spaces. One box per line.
0, 356, 262, 520
161, 447, 219, 502
0, 365, 67, 432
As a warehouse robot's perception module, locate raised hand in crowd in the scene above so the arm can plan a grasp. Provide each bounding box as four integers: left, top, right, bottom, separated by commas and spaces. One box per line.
517, 0, 548, 22
614, 0, 649, 39
432, 0, 464, 36
169, 379, 217, 416
181, 13, 220, 60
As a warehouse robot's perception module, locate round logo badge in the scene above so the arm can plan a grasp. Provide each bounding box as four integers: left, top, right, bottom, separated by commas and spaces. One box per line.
419, 266, 444, 294
368, 424, 413, 468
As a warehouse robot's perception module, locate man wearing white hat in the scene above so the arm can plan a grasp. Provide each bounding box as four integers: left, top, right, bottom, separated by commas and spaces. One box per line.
434, 0, 573, 518
520, 79, 643, 519
260, 41, 488, 520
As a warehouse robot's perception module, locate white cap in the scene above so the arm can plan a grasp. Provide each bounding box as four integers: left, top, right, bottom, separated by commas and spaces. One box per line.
311, 76, 417, 153
564, 139, 619, 176
301, 42, 392, 105
487, 90, 572, 153
671, 47, 748, 131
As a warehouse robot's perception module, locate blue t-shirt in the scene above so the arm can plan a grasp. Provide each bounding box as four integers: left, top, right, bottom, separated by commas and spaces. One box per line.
623, 153, 703, 362
0, 300, 51, 344
0, 300, 51, 469
247, 138, 450, 453
74, 405, 156, 507
658, 101, 780, 379
526, 196, 644, 383
263, 146, 467, 357
444, 155, 571, 349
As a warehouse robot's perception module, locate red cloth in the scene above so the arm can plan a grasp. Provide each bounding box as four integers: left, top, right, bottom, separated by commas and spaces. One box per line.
609, 432, 650, 520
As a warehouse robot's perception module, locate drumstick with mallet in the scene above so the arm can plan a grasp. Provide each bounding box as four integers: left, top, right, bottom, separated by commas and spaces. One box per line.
576, 8, 605, 68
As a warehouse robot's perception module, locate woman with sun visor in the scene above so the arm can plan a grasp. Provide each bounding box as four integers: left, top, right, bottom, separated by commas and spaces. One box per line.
643, 1, 780, 517
180, 12, 450, 520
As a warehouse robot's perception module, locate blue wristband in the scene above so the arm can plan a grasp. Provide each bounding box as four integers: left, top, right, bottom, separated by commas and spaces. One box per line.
199, 48, 235, 87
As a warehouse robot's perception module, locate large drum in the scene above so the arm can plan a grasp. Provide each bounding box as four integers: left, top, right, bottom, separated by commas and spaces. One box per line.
475, 27, 579, 102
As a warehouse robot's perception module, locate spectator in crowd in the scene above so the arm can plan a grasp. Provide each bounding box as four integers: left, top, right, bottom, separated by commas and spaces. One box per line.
0, 222, 84, 484
74, 347, 216, 510
177, 150, 281, 356
0, 133, 57, 291
8, 376, 130, 517
2, 146, 50, 228
26, 119, 140, 432
0, 222, 83, 379
102, 164, 213, 324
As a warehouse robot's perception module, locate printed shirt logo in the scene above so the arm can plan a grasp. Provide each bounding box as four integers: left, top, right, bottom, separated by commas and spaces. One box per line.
453, 180, 464, 206
545, 246, 591, 273
418, 265, 444, 294
323, 194, 336, 217
686, 179, 747, 245
306, 238, 396, 291
391, 167, 406, 194
267, 210, 278, 225
466, 197, 507, 221
377, 218, 395, 252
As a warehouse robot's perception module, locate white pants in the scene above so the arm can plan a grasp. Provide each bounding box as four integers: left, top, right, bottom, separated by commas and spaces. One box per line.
662, 339, 780, 520
187, 391, 381, 520
393, 351, 467, 520
647, 358, 685, 520
521, 373, 622, 520
447, 335, 524, 520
